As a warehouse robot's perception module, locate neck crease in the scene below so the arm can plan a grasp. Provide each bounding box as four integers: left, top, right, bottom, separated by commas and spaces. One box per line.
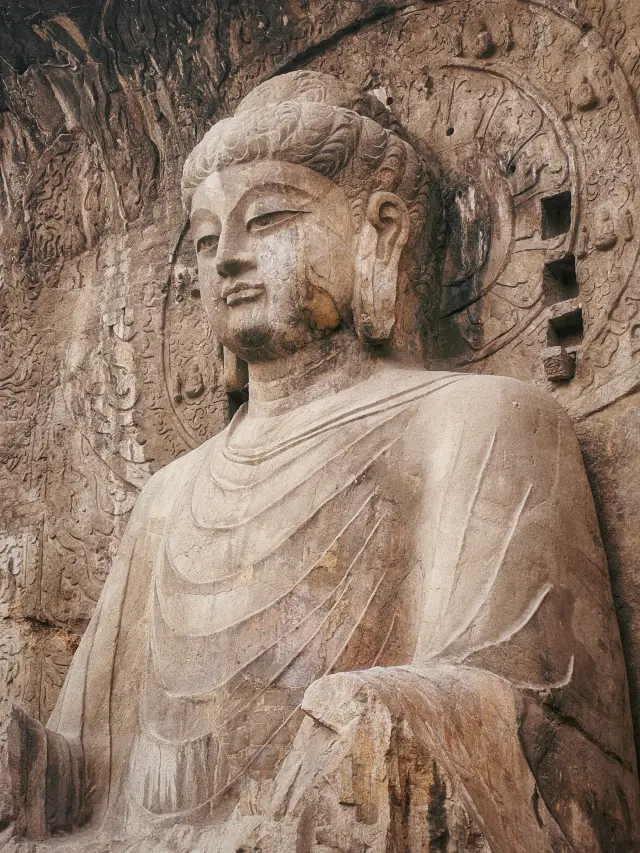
247, 331, 376, 417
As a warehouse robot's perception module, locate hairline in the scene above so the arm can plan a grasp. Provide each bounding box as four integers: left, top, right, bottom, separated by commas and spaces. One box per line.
186, 161, 350, 215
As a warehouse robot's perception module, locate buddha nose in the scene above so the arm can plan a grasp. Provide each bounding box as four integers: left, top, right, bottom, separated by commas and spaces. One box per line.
215, 249, 255, 278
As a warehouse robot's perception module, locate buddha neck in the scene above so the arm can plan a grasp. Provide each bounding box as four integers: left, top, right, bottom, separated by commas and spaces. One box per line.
247, 330, 377, 418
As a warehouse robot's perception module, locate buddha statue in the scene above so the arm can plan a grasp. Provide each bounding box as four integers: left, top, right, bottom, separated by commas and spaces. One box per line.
2, 71, 639, 853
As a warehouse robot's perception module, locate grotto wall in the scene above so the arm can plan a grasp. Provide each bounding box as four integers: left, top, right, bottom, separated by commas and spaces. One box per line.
1, 0, 640, 771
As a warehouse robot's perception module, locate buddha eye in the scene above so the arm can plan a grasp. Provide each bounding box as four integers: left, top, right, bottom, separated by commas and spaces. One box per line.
196, 234, 219, 254
248, 210, 300, 232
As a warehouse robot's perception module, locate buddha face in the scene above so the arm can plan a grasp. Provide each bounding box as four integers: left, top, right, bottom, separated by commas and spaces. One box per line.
190, 161, 358, 363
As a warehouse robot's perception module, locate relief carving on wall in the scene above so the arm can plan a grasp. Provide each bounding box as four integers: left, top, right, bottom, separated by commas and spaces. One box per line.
0, 63, 638, 853
0, 3, 639, 846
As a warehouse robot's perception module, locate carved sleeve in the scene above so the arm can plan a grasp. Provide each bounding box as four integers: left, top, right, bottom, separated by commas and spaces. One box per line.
406, 375, 640, 851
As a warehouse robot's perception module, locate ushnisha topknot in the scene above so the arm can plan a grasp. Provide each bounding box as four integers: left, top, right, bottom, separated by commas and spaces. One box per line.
234, 70, 393, 124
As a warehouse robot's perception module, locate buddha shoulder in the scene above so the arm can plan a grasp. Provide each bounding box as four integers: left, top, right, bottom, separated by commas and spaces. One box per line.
406, 370, 570, 452
132, 431, 221, 518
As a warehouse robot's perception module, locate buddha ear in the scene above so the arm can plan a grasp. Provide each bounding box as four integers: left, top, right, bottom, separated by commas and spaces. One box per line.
353, 191, 411, 343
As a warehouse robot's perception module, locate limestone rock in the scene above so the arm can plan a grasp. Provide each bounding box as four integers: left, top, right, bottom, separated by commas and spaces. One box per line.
0, 3, 640, 851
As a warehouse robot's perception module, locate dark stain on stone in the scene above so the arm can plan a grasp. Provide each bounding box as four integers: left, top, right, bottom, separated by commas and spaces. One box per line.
427, 760, 450, 853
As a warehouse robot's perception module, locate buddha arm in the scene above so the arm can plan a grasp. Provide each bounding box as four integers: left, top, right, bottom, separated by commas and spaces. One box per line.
340, 375, 638, 851
262, 376, 639, 853
295, 665, 570, 853
0, 702, 84, 839
409, 373, 600, 679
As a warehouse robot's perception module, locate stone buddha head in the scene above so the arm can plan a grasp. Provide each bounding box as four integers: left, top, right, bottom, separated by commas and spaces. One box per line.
181, 71, 442, 372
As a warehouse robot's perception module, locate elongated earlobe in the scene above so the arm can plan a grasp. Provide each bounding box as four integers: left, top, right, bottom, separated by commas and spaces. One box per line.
353, 192, 411, 343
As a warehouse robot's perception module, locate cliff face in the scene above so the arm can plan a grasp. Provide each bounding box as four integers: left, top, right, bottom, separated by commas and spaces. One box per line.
1, 0, 640, 764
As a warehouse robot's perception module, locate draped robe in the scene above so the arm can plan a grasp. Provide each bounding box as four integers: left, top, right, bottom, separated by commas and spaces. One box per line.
47, 365, 640, 851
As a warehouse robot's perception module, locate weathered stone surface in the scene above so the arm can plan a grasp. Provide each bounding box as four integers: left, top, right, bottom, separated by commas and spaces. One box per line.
542, 345, 576, 382
0, 1, 639, 850
0, 64, 637, 851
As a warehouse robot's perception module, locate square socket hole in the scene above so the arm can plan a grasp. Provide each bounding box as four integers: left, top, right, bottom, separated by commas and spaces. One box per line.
543, 255, 579, 306
547, 306, 584, 348
542, 191, 572, 239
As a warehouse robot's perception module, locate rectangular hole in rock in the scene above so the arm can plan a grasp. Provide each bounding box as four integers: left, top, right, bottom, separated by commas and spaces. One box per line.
547, 306, 584, 348
542, 191, 572, 239
543, 255, 579, 306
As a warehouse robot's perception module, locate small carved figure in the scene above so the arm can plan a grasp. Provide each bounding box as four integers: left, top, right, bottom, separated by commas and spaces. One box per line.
577, 223, 591, 258
625, 209, 634, 243
172, 373, 183, 403
451, 13, 465, 57
1, 71, 638, 853
499, 13, 514, 52
473, 21, 495, 59
594, 210, 618, 251
571, 75, 599, 111
183, 361, 204, 399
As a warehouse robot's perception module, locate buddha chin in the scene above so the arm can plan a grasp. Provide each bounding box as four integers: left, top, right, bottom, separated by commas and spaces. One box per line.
217, 294, 324, 364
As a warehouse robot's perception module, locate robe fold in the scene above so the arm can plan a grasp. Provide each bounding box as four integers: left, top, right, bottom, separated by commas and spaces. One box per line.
47, 365, 640, 851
